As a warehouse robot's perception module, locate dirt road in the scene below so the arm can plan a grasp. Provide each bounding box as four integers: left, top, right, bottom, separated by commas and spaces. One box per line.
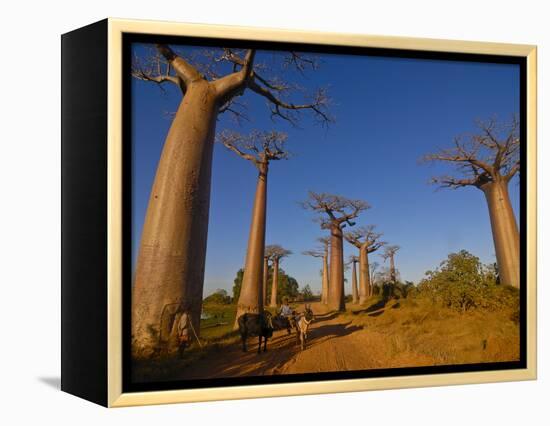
173, 301, 402, 380
135, 298, 518, 382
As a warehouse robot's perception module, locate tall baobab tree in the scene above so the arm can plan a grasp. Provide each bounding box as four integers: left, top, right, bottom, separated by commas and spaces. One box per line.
302, 192, 369, 311
267, 245, 292, 307
318, 237, 330, 304
422, 116, 520, 288
303, 236, 330, 304
382, 245, 400, 283
303, 248, 324, 299
344, 225, 385, 304
218, 130, 290, 324
262, 251, 272, 307
131, 45, 331, 357
347, 255, 359, 304
370, 261, 380, 287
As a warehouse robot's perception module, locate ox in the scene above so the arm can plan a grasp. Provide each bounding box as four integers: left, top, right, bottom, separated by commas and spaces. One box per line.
237, 311, 274, 354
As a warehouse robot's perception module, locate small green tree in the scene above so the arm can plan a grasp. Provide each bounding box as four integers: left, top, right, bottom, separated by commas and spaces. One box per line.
203, 289, 232, 305
278, 270, 300, 301
232, 269, 245, 302
301, 284, 315, 301
232, 266, 299, 304
417, 250, 517, 312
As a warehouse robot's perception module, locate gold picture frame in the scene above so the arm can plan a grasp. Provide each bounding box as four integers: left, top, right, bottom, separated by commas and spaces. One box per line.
61, 18, 537, 407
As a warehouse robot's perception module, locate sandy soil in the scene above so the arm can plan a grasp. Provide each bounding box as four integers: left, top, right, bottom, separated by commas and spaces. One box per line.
172, 302, 391, 380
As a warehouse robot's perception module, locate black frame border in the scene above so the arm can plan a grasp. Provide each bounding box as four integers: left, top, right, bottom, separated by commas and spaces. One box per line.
122, 33, 528, 394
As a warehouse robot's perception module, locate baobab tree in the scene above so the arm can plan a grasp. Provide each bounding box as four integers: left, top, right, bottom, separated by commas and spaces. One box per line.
382, 245, 400, 283
131, 45, 332, 357
422, 116, 520, 288
266, 245, 292, 307
370, 261, 380, 286
262, 252, 272, 307
347, 255, 360, 304
344, 225, 385, 304
303, 236, 330, 304
303, 248, 324, 297
218, 130, 290, 324
302, 192, 369, 311
318, 237, 331, 304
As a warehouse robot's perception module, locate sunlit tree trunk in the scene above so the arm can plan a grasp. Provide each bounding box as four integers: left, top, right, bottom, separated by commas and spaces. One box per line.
270, 257, 280, 307
481, 179, 520, 288
359, 245, 371, 303
390, 255, 396, 282
132, 82, 219, 358
322, 253, 329, 304
329, 225, 345, 311
262, 256, 269, 306
351, 260, 359, 304
234, 164, 268, 327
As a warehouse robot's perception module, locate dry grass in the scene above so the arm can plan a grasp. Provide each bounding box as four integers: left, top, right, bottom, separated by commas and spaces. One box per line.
344, 296, 520, 367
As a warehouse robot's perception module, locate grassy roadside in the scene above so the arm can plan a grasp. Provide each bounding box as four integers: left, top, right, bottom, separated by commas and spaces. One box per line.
342, 295, 520, 366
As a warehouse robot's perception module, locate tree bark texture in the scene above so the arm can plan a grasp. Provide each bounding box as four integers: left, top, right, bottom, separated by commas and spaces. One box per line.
132, 81, 219, 358
359, 245, 371, 303
351, 260, 359, 304
481, 180, 520, 288
234, 164, 268, 327
328, 224, 345, 311
270, 257, 280, 307
262, 256, 269, 306
321, 253, 329, 305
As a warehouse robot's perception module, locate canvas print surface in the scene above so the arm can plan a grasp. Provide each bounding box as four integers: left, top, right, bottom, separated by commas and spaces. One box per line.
127, 38, 523, 388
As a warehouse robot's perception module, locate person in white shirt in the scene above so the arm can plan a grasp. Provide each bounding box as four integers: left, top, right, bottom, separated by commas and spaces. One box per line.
278, 297, 293, 316
278, 297, 297, 333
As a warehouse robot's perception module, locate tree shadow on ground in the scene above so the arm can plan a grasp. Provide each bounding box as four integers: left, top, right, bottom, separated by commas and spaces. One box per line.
351, 297, 401, 317
312, 311, 341, 321
168, 309, 362, 379
303, 321, 364, 350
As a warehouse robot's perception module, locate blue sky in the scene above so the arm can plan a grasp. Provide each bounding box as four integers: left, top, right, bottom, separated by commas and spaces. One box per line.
131, 43, 520, 297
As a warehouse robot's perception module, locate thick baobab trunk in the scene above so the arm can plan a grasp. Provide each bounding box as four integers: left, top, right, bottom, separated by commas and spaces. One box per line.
132, 81, 219, 359
481, 180, 520, 288
351, 261, 359, 304
234, 164, 268, 327
321, 254, 329, 304
328, 225, 345, 311
359, 246, 371, 304
270, 257, 280, 307
389, 255, 396, 282
262, 256, 269, 306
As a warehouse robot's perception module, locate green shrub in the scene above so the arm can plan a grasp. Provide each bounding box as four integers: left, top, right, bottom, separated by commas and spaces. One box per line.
203, 289, 232, 305
416, 250, 518, 313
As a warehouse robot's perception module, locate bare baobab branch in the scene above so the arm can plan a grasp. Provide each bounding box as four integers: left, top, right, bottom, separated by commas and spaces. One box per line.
266, 244, 292, 261
344, 225, 386, 253
344, 225, 385, 303
302, 191, 369, 226
134, 45, 333, 126
302, 191, 369, 311
303, 250, 324, 258
156, 44, 203, 85
382, 245, 400, 283
224, 129, 290, 325
422, 115, 520, 189
381, 245, 400, 261
131, 43, 334, 357
266, 244, 292, 307
217, 130, 290, 169
421, 116, 520, 288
